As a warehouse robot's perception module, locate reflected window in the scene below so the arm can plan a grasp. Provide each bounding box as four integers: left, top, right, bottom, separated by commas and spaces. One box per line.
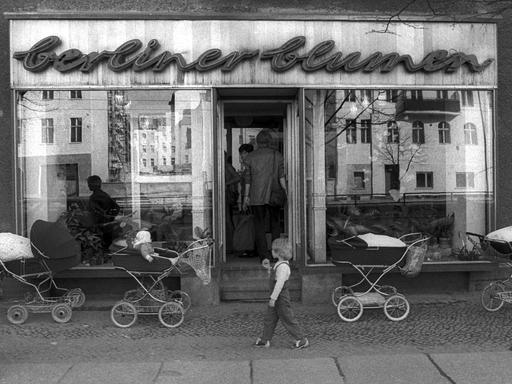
346, 120, 357, 144
412, 121, 425, 144
70, 118, 82, 143
387, 121, 399, 143
42, 90, 54, 100
41, 118, 54, 144
416, 172, 433, 188
456, 172, 475, 188
464, 123, 478, 145
438, 122, 451, 144
70, 90, 82, 99
353, 171, 365, 189
360, 119, 371, 143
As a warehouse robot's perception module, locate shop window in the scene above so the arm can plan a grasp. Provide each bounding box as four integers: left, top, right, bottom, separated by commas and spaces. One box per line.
360, 119, 371, 143
345, 120, 357, 144
41, 118, 54, 144
456, 172, 475, 188
412, 121, 425, 144
305, 88, 494, 265
438, 122, 451, 144
70, 118, 82, 143
464, 123, 478, 145
16, 89, 214, 266
70, 90, 82, 99
42, 90, 54, 100
416, 172, 433, 188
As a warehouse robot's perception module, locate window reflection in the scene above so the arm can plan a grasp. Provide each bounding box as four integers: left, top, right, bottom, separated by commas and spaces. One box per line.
305, 89, 494, 265
16, 89, 213, 266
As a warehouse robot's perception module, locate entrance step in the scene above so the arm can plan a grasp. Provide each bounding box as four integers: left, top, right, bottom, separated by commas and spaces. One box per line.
220, 264, 301, 302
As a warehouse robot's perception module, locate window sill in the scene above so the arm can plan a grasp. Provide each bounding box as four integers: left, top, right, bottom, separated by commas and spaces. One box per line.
56, 263, 181, 278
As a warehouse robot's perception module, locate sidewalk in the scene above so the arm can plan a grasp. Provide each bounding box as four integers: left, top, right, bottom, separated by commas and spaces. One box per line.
2, 352, 512, 383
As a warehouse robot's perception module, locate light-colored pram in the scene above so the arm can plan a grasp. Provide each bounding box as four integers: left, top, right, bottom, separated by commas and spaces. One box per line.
330, 232, 429, 322
477, 227, 512, 311
0, 220, 86, 324
109, 237, 213, 328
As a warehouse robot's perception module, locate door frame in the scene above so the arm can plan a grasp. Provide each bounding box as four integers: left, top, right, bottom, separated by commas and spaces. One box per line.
214, 90, 301, 264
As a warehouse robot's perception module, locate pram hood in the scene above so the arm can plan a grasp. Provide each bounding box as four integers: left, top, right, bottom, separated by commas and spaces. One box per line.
346, 233, 406, 248
485, 226, 512, 243
30, 220, 81, 260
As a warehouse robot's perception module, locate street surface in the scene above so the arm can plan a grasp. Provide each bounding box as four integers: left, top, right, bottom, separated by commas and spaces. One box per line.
1, 293, 512, 383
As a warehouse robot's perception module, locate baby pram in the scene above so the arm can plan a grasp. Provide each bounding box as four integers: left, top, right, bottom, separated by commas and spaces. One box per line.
477, 226, 512, 311
330, 232, 429, 322
110, 238, 213, 328
0, 220, 85, 324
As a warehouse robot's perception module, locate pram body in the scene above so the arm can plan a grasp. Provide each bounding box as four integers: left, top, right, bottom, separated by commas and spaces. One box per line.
330, 233, 429, 322
0, 220, 85, 324
109, 238, 213, 328
477, 226, 512, 312
330, 233, 407, 267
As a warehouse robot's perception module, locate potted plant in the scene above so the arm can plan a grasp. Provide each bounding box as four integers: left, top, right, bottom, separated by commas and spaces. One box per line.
429, 212, 455, 249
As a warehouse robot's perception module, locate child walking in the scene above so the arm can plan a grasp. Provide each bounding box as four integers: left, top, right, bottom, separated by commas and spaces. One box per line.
254, 237, 309, 349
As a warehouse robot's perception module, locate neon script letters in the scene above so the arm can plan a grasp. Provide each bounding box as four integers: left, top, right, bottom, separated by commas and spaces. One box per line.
13, 35, 493, 74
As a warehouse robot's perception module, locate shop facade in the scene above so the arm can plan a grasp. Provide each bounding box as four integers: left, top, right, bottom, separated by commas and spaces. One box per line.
3, 11, 506, 304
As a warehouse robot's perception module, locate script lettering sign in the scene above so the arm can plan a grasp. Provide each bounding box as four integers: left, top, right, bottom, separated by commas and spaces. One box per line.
13, 35, 493, 75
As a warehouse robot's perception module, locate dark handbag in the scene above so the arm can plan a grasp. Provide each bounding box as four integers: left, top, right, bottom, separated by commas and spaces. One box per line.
269, 152, 286, 207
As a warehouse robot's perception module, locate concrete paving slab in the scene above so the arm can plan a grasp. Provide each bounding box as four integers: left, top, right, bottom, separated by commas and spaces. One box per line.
253, 357, 342, 384
0, 363, 72, 384
59, 362, 161, 384
430, 351, 512, 384
338, 353, 450, 384
157, 360, 250, 384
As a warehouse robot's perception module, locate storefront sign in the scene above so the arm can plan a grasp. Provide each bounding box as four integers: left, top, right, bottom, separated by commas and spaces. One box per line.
13, 35, 493, 75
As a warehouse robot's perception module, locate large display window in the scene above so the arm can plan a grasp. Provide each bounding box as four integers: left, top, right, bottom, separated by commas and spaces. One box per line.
304, 89, 495, 265
16, 89, 213, 265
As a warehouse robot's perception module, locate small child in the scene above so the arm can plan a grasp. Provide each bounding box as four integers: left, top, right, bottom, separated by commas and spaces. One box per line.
254, 237, 309, 349
132, 230, 158, 263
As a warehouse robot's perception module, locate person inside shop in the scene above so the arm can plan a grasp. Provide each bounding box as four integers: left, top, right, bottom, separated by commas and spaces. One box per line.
242, 130, 286, 263
87, 175, 120, 251
238, 143, 254, 204
225, 152, 240, 255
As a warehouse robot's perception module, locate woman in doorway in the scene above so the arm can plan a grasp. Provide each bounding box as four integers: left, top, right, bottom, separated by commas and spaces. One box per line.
242, 130, 286, 263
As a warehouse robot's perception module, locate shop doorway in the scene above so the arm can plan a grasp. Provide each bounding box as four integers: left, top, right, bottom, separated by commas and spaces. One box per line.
216, 88, 299, 265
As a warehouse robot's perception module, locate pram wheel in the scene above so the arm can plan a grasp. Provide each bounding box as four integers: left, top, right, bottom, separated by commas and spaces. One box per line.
65, 288, 86, 308
7, 304, 28, 325
51, 303, 72, 323
158, 301, 185, 328
331, 286, 353, 307
168, 290, 191, 312
111, 301, 137, 328
384, 295, 410, 321
337, 296, 363, 322
481, 282, 505, 312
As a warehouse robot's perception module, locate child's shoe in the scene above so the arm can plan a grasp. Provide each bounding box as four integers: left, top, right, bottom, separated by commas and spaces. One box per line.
254, 337, 270, 347
292, 338, 309, 350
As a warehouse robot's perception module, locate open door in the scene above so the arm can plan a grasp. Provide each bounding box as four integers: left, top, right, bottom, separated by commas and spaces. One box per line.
217, 88, 299, 265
